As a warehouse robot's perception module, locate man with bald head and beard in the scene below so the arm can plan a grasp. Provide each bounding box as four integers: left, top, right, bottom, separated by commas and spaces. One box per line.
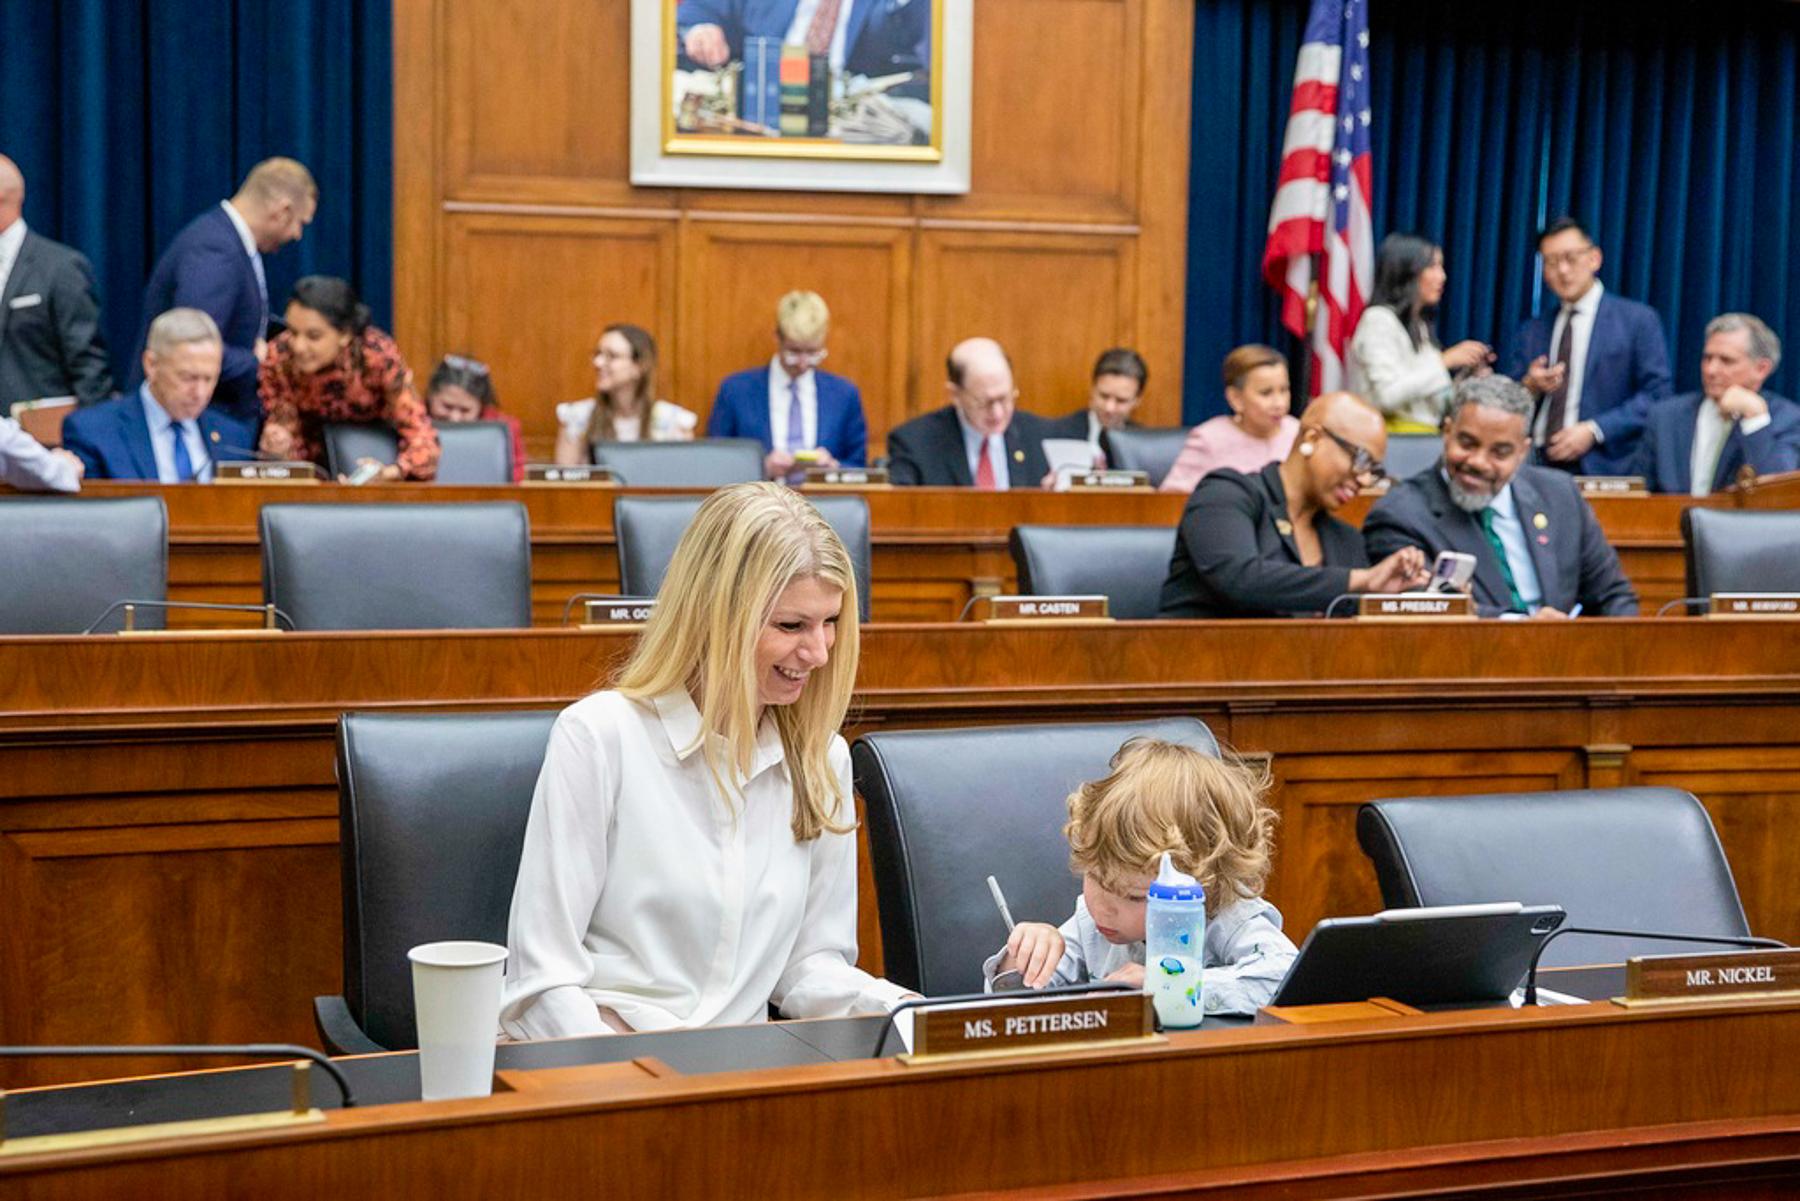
1363, 374, 1637, 617
886, 337, 1051, 487
1159, 392, 1429, 618
0, 154, 114, 408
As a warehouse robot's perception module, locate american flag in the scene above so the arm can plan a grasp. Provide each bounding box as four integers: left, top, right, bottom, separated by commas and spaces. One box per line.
1262, 0, 1374, 396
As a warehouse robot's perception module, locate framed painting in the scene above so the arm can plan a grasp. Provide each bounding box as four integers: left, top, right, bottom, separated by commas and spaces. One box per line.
630, 0, 972, 193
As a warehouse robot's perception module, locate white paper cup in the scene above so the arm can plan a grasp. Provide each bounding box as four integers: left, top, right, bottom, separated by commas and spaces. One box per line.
408, 940, 508, 1100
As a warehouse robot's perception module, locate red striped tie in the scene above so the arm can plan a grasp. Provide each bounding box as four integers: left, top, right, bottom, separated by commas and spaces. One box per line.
975, 442, 997, 490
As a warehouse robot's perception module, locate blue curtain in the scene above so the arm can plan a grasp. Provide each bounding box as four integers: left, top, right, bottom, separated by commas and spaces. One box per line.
1184, 0, 1800, 423
0, 0, 391, 391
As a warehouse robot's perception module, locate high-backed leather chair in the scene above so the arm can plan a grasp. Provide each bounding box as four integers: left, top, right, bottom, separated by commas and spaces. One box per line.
1008, 525, 1176, 619
1103, 427, 1189, 488
1682, 507, 1800, 599
1383, 433, 1442, 482
590, 439, 764, 487
315, 710, 557, 1053
261, 502, 532, 629
1356, 788, 1751, 967
851, 717, 1218, 995
613, 494, 873, 621
322, 421, 514, 485
0, 496, 168, 632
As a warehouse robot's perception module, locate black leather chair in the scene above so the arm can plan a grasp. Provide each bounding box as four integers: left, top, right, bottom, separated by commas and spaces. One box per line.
1356, 788, 1751, 967
261, 502, 532, 629
613, 494, 873, 621
0, 496, 168, 632
590, 438, 764, 487
1008, 525, 1176, 619
315, 710, 557, 1053
851, 717, 1218, 995
1682, 507, 1800, 599
1103, 427, 1189, 488
1383, 433, 1442, 482
322, 421, 514, 485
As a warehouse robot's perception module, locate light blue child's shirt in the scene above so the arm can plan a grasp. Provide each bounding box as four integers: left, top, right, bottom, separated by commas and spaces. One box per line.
982, 894, 1299, 1015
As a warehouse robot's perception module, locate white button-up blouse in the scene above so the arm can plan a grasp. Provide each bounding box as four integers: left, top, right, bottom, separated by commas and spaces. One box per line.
500, 688, 908, 1040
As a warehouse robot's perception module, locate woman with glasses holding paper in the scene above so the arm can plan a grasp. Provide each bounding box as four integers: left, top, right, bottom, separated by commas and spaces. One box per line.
500, 482, 913, 1039
1158, 392, 1429, 618
704, 291, 869, 482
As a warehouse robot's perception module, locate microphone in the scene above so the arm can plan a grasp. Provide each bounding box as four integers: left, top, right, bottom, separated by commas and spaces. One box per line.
82, 599, 296, 634
1654, 596, 1713, 617
1522, 926, 1786, 1006
0, 1043, 355, 1107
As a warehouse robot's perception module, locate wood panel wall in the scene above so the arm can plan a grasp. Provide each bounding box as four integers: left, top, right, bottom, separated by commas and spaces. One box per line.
392, 0, 1195, 456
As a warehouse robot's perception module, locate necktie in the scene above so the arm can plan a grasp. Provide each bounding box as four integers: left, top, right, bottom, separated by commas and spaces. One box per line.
974, 438, 997, 490
805, 0, 843, 55
1476, 506, 1525, 613
1542, 307, 1576, 441
170, 423, 196, 483
784, 379, 807, 483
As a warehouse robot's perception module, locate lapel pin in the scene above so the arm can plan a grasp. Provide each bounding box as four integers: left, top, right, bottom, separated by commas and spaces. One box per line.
1537, 534, 1550, 545
1012, 449, 1024, 463
1532, 512, 1548, 530
210, 430, 221, 442
1275, 518, 1294, 536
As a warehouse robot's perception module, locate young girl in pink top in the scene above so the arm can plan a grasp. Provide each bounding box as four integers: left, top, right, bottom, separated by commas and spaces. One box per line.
1160, 345, 1300, 493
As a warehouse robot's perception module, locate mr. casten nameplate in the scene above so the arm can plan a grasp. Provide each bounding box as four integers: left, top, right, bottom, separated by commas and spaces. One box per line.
984, 595, 1112, 623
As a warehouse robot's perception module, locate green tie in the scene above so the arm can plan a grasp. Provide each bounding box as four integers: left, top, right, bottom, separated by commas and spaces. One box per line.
1476, 507, 1526, 613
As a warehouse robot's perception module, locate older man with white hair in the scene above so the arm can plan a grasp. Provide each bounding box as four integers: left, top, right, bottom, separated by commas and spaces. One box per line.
886, 337, 1052, 488
1633, 313, 1800, 495
0, 154, 115, 409
61, 308, 254, 482
1363, 374, 1638, 617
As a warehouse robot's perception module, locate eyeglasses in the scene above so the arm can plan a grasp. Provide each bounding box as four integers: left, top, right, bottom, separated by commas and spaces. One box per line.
442, 353, 490, 377
1319, 427, 1387, 484
779, 345, 829, 367
1541, 247, 1596, 270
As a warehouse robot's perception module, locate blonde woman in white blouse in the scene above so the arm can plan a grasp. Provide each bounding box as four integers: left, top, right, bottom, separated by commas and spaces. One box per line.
1347, 233, 1492, 432
501, 482, 910, 1039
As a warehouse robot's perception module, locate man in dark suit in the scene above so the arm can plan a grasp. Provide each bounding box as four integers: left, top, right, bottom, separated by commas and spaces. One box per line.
1041, 346, 1147, 466
62, 308, 254, 483
1364, 374, 1638, 617
1633, 313, 1799, 495
677, 0, 929, 93
887, 337, 1051, 488
1502, 217, 1671, 475
132, 157, 316, 426
0, 155, 113, 409
705, 289, 868, 479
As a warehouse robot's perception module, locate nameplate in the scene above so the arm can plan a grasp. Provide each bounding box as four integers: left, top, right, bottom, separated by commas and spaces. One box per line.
583, 598, 656, 627
1067, 470, 1152, 491
1622, 947, 1800, 1006
984, 594, 1111, 623
803, 466, 890, 487
524, 464, 619, 486
1356, 593, 1475, 619
1577, 475, 1649, 496
1707, 593, 1800, 618
908, 991, 1156, 1061
215, 461, 323, 484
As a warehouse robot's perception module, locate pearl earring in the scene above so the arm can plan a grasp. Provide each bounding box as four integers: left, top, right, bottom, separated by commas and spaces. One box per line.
1300, 442, 1314, 457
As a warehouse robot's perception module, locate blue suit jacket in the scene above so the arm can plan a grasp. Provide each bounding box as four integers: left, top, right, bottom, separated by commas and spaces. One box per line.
1502, 291, 1672, 475
1631, 391, 1800, 494
1362, 463, 1638, 616
61, 391, 258, 482
132, 206, 268, 426
705, 366, 869, 466
675, 0, 930, 87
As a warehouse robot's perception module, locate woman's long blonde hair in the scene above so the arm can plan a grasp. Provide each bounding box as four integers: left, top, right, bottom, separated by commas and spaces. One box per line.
1065, 739, 1276, 916
615, 482, 859, 841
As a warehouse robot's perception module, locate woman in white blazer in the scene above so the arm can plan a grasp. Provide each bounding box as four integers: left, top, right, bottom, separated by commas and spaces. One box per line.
1348, 233, 1492, 432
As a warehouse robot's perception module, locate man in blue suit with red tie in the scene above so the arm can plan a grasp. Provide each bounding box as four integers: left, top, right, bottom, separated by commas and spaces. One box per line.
62, 309, 256, 483
1502, 217, 1672, 476
1633, 313, 1800, 495
677, 0, 929, 94
130, 158, 316, 427
705, 290, 868, 479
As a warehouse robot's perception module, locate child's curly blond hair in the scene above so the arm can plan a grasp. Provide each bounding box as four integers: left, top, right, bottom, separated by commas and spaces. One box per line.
1065, 738, 1276, 916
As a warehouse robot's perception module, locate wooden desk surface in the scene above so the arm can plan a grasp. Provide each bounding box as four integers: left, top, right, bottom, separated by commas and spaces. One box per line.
65, 472, 1798, 623
3, 620, 1799, 1086
4, 998, 1799, 1198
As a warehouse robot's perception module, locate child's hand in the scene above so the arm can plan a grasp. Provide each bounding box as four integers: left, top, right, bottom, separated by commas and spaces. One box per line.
1105, 962, 1146, 988
999, 922, 1066, 988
